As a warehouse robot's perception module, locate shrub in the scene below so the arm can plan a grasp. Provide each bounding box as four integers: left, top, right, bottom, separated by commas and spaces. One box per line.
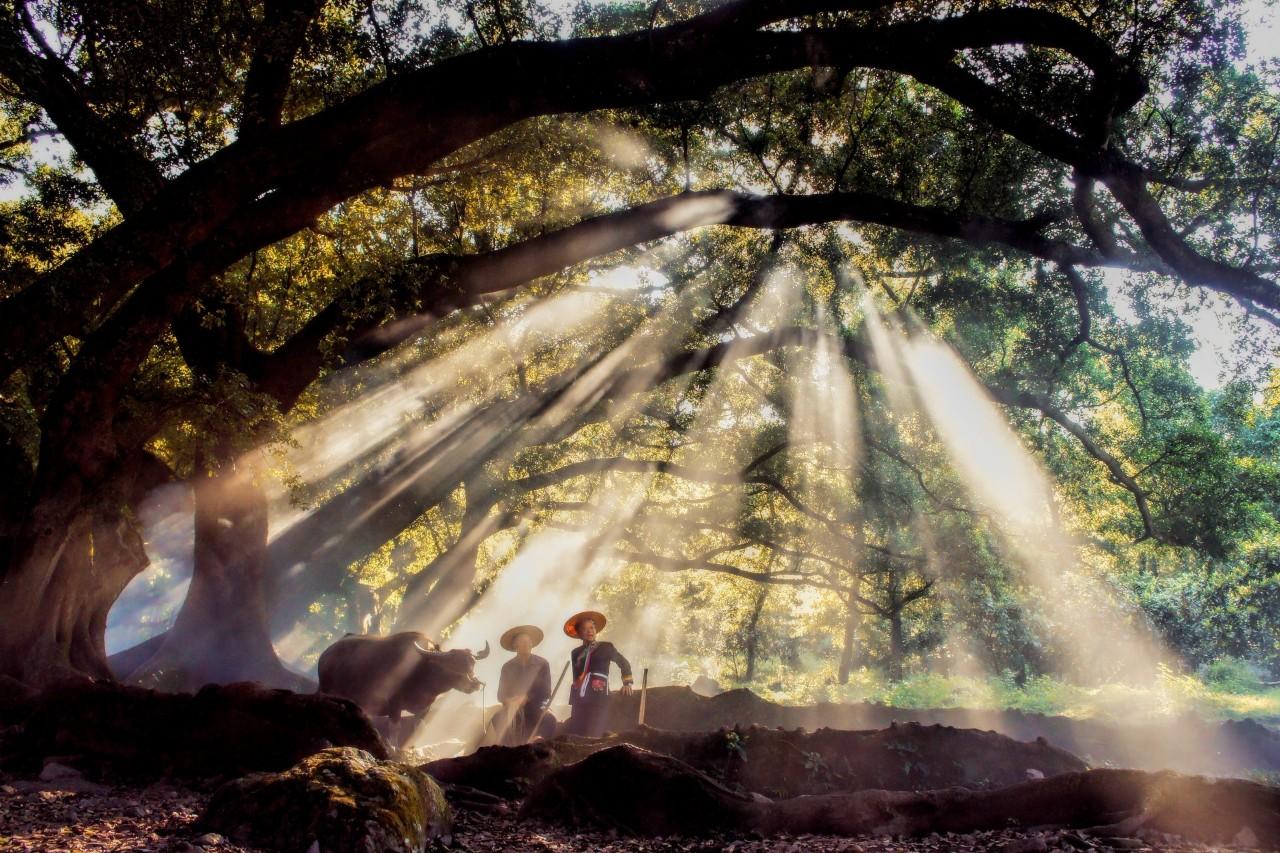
1201, 657, 1264, 694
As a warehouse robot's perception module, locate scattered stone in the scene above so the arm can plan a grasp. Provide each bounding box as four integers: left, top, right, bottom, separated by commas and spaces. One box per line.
194, 831, 225, 845
200, 746, 450, 853
1234, 825, 1261, 847
38, 760, 82, 780
1054, 830, 1096, 849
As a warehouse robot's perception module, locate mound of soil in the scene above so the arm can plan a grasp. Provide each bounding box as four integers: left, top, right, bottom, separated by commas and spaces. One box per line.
425, 722, 1085, 799
424, 739, 568, 799
520, 743, 1280, 845
5, 680, 386, 781
606, 687, 1280, 775
519, 745, 756, 836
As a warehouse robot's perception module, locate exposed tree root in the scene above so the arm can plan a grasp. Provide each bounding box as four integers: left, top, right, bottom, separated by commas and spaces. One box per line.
3, 680, 385, 781
520, 744, 1280, 845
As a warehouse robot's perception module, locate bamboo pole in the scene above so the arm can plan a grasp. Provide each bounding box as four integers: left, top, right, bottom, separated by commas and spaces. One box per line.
528, 659, 571, 744
638, 667, 649, 726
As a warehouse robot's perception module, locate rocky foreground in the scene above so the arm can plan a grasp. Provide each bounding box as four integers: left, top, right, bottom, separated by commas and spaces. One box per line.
2, 681, 1278, 852
0, 772, 232, 853
0, 769, 1269, 853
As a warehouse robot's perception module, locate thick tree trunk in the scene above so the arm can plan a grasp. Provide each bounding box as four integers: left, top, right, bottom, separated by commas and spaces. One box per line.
68, 513, 152, 678
887, 611, 905, 681
0, 511, 92, 685
0, 443, 171, 687
0, 510, 150, 686
128, 470, 309, 692
882, 572, 906, 681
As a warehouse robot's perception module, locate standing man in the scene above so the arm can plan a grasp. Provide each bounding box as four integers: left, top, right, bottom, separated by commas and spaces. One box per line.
564, 609, 633, 738
490, 624, 555, 744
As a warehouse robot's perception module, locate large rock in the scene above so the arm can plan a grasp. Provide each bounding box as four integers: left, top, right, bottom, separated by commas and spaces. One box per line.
11, 680, 386, 780
519, 743, 1280, 845
425, 722, 1085, 799
200, 746, 450, 853
519, 744, 755, 835
607, 686, 1280, 775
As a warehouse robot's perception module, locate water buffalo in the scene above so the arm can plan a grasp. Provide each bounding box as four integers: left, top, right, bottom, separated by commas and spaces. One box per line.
317, 631, 490, 748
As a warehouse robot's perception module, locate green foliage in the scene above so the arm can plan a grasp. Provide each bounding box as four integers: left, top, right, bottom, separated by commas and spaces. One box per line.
743, 666, 1280, 722
1201, 657, 1265, 694
3, 0, 1277, 695
723, 730, 748, 763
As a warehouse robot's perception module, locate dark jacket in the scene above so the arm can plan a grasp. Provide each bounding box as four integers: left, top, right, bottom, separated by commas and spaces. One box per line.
569, 641, 632, 706
497, 654, 551, 710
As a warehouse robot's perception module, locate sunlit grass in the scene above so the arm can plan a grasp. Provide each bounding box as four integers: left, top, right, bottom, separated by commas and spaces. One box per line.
730, 659, 1280, 723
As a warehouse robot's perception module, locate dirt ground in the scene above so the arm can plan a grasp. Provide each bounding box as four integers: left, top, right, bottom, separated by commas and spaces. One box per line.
0, 772, 1272, 853
0, 775, 244, 853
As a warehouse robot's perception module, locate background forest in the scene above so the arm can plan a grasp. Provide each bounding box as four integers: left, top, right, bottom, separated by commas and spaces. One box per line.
1, 0, 1278, 724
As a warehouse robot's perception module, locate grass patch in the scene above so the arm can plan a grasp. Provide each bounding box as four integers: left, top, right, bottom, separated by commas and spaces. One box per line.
732, 660, 1280, 723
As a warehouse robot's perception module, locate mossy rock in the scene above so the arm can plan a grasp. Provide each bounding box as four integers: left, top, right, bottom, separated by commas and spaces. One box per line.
200, 746, 450, 852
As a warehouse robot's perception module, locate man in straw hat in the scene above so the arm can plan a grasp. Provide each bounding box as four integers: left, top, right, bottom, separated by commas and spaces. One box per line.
488, 624, 555, 745
564, 609, 633, 738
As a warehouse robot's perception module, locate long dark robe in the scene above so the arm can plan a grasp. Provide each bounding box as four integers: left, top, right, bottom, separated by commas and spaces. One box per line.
491, 653, 554, 744
566, 640, 632, 737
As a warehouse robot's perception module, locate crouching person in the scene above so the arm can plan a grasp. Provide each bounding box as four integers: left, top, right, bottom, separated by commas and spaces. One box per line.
488, 624, 557, 745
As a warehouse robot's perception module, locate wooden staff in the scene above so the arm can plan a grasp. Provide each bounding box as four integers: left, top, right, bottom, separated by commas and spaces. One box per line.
527, 659, 572, 744
637, 667, 649, 726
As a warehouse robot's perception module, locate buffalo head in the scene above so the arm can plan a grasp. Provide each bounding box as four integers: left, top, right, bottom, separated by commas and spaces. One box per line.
414, 639, 490, 693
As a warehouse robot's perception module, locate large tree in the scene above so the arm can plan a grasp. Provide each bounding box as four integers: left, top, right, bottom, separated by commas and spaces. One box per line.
1, 0, 1276, 686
